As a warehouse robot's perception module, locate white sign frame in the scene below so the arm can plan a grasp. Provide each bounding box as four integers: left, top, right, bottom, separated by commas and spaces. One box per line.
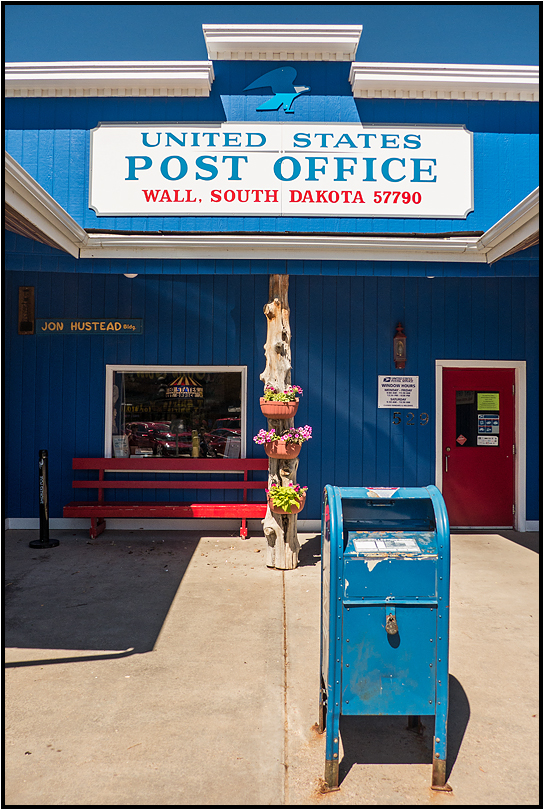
89, 122, 473, 219
378, 376, 419, 409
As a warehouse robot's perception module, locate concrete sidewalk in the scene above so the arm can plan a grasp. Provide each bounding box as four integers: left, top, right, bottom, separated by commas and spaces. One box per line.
4, 528, 539, 806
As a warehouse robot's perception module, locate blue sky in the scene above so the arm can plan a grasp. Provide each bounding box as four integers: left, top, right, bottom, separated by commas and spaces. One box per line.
4, 3, 540, 65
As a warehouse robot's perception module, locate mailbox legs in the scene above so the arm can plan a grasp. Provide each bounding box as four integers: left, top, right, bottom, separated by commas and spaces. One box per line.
431, 702, 452, 790
318, 677, 341, 791
432, 759, 452, 791
318, 678, 326, 733
323, 689, 341, 789
324, 759, 339, 790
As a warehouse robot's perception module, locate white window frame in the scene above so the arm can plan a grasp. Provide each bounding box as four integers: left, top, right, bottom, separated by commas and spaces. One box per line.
105, 364, 248, 459
435, 360, 527, 531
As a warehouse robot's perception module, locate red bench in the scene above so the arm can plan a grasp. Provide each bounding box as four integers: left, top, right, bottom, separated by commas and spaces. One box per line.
63, 457, 269, 539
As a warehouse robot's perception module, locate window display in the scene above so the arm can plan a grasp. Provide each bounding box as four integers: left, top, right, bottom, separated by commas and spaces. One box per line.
106, 366, 246, 458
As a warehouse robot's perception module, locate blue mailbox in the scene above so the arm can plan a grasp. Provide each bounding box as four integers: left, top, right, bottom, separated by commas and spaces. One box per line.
319, 485, 451, 791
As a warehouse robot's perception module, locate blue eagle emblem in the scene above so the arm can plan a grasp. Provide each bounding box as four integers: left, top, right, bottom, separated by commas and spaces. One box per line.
243, 66, 310, 114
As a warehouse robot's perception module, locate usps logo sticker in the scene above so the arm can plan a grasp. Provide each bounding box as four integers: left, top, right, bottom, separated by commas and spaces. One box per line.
378, 376, 419, 409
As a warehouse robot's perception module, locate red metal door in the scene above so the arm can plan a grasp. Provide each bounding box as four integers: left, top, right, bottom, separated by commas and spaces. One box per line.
442, 367, 515, 527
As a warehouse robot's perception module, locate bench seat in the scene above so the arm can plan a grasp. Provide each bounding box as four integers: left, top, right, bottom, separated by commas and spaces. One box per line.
64, 501, 268, 518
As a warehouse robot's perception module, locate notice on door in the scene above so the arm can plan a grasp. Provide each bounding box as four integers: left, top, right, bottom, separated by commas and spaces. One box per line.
477, 392, 499, 410
477, 436, 499, 446
478, 414, 500, 434
378, 376, 419, 408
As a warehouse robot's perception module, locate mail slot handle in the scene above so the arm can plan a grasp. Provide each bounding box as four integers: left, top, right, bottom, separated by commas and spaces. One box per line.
370, 501, 394, 507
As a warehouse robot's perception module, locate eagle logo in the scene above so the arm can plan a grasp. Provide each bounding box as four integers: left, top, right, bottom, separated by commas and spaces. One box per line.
243, 66, 310, 114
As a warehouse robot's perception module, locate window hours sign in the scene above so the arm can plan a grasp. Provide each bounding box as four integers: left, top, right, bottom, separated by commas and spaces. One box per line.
89, 123, 473, 218
378, 376, 419, 409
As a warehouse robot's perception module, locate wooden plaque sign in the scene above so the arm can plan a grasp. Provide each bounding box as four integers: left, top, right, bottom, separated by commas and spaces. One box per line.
18, 287, 35, 334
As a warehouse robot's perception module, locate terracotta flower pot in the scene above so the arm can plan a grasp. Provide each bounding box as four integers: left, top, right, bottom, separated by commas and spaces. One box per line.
268, 491, 306, 515
259, 397, 299, 419
264, 440, 302, 459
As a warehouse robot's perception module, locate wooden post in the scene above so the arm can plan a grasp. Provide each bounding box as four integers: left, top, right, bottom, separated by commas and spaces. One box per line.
260, 275, 300, 569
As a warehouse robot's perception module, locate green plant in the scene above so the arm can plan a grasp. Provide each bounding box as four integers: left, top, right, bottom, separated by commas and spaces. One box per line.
267, 482, 307, 511
263, 384, 303, 402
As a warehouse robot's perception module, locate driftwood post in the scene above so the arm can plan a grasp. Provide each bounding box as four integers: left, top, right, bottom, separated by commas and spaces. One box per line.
260, 275, 300, 569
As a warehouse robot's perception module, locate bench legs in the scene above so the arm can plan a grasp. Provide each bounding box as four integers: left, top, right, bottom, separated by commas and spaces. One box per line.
90, 518, 106, 539
240, 519, 248, 538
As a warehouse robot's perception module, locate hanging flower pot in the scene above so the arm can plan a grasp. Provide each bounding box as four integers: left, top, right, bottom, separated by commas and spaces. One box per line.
267, 484, 308, 515
259, 384, 302, 419
264, 440, 301, 459
268, 491, 306, 515
254, 425, 312, 459
259, 397, 299, 419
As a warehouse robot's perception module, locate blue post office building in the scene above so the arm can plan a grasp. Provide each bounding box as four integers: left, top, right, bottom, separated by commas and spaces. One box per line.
5, 25, 539, 536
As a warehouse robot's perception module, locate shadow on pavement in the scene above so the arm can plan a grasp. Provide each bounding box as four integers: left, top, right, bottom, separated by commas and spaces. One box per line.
4, 531, 204, 663
451, 530, 539, 554
297, 533, 321, 567
338, 675, 470, 785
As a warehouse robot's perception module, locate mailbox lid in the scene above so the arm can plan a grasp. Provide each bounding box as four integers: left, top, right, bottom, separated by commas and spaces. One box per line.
344, 530, 438, 599
342, 604, 437, 715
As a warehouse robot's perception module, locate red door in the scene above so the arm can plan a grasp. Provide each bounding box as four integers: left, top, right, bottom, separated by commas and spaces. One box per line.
442, 367, 515, 527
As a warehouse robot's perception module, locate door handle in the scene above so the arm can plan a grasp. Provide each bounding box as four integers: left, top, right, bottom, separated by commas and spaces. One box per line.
445, 455, 449, 473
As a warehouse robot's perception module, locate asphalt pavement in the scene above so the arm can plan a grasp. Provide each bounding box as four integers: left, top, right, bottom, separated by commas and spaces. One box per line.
4, 527, 540, 806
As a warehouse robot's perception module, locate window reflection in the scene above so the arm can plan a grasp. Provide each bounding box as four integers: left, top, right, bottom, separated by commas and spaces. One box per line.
111, 369, 243, 458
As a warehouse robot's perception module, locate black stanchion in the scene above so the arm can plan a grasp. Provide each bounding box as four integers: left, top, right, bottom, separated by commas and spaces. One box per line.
29, 449, 60, 549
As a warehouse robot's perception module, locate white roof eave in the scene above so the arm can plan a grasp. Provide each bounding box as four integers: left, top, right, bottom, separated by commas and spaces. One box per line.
4, 154, 538, 266
5, 61, 215, 97
202, 23, 362, 61
5, 57, 538, 100
349, 62, 539, 101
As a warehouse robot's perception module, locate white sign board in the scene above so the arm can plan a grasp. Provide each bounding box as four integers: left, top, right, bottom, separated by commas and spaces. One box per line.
477, 436, 499, 446
90, 123, 473, 218
378, 376, 419, 408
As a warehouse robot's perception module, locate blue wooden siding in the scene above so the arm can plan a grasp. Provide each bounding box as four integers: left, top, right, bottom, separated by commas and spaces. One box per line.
5, 267, 539, 522
5, 81, 539, 235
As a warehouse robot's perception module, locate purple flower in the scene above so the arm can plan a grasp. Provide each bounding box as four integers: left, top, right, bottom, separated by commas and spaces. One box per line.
254, 424, 313, 446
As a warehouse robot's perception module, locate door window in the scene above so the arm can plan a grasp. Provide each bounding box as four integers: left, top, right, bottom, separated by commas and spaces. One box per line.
455, 391, 500, 447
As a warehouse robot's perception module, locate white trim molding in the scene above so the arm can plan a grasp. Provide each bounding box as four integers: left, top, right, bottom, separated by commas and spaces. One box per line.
5, 59, 538, 100
80, 232, 486, 263
5, 152, 89, 257
475, 188, 539, 263
350, 63, 539, 101
5, 61, 215, 97
435, 360, 527, 531
202, 24, 362, 61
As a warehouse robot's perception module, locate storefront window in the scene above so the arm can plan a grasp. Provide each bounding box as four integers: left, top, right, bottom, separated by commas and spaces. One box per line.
106, 366, 246, 458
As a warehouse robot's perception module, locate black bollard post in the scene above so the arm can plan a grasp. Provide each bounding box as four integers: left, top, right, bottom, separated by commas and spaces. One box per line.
29, 450, 60, 549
